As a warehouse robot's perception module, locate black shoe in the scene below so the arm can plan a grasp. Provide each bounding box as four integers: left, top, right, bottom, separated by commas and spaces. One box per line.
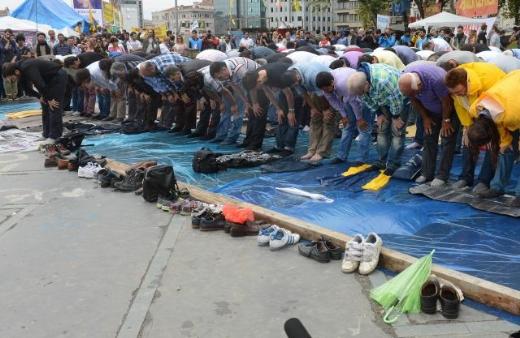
168, 127, 182, 133
266, 147, 282, 154
188, 132, 202, 138
320, 237, 343, 260
421, 279, 440, 314
298, 241, 330, 263
114, 169, 145, 192
237, 142, 249, 148
439, 285, 460, 319
199, 213, 225, 231
97, 169, 121, 188
279, 149, 294, 157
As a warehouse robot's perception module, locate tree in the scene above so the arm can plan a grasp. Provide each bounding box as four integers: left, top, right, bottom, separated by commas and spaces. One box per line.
358, 0, 390, 27
413, 0, 450, 19
499, 0, 520, 25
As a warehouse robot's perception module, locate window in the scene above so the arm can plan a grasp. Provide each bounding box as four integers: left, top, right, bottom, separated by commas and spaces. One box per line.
298, 16, 302, 21
284, 16, 287, 21
271, 7, 273, 12
271, 17, 274, 22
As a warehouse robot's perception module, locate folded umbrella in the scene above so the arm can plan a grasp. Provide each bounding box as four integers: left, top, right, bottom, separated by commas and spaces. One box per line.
370, 250, 435, 324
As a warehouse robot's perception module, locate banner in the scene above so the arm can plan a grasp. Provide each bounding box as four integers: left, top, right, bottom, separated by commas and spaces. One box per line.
376, 15, 390, 30
103, 2, 114, 26
455, 0, 498, 17
73, 0, 103, 26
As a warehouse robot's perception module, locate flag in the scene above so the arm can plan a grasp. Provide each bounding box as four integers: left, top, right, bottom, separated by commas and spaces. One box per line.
292, 0, 302, 11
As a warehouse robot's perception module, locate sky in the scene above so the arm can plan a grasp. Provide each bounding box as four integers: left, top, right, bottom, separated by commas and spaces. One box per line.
0, 0, 193, 20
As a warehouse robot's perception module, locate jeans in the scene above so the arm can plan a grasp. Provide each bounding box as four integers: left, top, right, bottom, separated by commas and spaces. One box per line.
489, 149, 516, 193
72, 87, 81, 112
376, 103, 410, 171
459, 147, 494, 186
337, 104, 373, 162
276, 89, 303, 151
97, 92, 111, 118
215, 95, 245, 143
421, 113, 460, 181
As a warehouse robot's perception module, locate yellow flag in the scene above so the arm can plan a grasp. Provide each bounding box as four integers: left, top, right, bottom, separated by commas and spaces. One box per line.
292, 0, 302, 12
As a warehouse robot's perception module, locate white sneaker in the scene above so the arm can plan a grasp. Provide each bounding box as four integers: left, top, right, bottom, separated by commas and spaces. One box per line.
430, 178, 446, 187
415, 175, 427, 184
358, 232, 383, 275
302, 125, 310, 132
405, 142, 422, 150
269, 228, 300, 250
257, 225, 279, 246
342, 234, 364, 273
78, 162, 103, 179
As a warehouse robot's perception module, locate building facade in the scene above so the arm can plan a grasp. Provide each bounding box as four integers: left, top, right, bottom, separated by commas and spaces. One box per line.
213, 0, 265, 34
120, 0, 143, 31
266, 0, 304, 30
152, 0, 215, 36
334, 0, 362, 29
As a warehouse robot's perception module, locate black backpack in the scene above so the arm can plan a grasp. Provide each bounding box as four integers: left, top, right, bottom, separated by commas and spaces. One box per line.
192, 148, 223, 174
142, 165, 179, 202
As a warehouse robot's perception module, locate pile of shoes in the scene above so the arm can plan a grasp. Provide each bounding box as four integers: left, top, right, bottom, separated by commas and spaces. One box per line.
257, 225, 300, 250
298, 236, 343, 263
157, 197, 201, 215
421, 276, 463, 319
191, 203, 225, 231
342, 233, 383, 275
216, 150, 282, 169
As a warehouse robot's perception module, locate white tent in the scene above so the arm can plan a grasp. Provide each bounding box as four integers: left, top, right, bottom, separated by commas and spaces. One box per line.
0, 16, 78, 36
409, 12, 488, 29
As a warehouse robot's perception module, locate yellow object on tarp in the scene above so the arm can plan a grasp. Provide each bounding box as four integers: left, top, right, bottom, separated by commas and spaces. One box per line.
362, 171, 391, 191
342, 163, 372, 177
7, 110, 42, 120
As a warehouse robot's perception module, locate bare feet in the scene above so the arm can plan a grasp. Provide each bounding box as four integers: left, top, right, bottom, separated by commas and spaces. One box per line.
310, 154, 322, 162
301, 152, 314, 160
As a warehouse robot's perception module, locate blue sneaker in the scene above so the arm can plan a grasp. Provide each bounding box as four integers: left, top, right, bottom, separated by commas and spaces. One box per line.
257, 225, 279, 246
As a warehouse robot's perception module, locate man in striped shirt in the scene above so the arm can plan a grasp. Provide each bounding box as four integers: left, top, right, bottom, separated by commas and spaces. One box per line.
209, 57, 260, 145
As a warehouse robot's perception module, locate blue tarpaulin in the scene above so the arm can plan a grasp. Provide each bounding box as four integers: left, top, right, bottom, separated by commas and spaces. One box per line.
85, 131, 520, 296
11, 0, 89, 32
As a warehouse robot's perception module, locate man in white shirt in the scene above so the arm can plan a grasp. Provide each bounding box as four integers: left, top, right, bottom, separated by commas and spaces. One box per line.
424, 37, 452, 53
239, 32, 255, 49
159, 37, 171, 54
127, 32, 143, 52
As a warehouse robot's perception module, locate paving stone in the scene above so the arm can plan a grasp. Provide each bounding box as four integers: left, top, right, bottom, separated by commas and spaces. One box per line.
407, 334, 509, 338
395, 323, 470, 337
408, 304, 499, 325
369, 269, 388, 288
465, 320, 520, 334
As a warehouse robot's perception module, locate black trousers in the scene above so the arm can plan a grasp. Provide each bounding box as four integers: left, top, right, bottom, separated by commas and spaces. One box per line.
42, 70, 67, 139
195, 95, 220, 138
242, 88, 269, 150
159, 100, 176, 129
144, 94, 161, 130
421, 112, 460, 181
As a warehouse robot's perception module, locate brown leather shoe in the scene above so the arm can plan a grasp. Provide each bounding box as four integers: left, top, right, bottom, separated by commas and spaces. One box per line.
230, 222, 261, 237
44, 156, 58, 168
57, 158, 70, 170
128, 160, 158, 172
68, 162, 78, 171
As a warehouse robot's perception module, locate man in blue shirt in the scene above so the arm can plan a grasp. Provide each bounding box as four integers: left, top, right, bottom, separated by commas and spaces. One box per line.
188, 30, 202, 51
378, 29, 396, 48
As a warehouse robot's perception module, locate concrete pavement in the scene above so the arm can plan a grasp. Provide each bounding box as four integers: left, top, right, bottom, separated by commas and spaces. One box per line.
0, 150, 517, 338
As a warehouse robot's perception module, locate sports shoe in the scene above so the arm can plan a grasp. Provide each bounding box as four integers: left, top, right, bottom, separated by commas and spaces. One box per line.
199, 213, 226, 231
452, 179, 468, 189
269, 228, 300, 250
358, 232, 383, 275
430, 178, 446, 187
156, 196, 176, 210
96, 169, 122, 188
298, 240, 331, 263
78, 162, 103, 179
405, 142, 422, 150
257, 225, 279, 246
342, 234, 364, 273
114, 169, 145, 192
415, 175, 427, 184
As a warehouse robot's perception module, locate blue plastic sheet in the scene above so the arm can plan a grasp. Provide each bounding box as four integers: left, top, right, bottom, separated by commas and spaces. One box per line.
0, 101, 40, 120
87, 131, 520, 297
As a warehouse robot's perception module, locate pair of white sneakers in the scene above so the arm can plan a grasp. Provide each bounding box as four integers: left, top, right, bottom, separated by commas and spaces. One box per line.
257, 225, 300, 250
342, 232, 383, 275
78, 162, 103, 179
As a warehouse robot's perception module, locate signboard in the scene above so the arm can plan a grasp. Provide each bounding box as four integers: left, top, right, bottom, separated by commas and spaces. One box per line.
73, 0, 103, 25
376, 15, 390, 30
455, 0, 498, 17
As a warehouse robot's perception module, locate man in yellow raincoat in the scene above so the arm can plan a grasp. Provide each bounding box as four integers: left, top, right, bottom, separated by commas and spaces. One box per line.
444, 62, 506, 192
467, 70, 520, 206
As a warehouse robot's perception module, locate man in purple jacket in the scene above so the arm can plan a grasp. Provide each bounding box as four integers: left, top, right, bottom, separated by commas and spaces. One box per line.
398, 63, 459, 186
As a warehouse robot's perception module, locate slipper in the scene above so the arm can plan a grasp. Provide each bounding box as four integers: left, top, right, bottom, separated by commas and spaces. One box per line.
362, 171, 391, 191
342, 163, 373, 177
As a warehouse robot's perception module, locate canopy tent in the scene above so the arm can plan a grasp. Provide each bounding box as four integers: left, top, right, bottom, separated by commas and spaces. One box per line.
408, 11, 488, 28
0, 16, 79, 36
11, 0, 89, 33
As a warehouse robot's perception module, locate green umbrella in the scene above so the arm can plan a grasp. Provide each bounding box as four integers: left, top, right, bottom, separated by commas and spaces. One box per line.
370, 250, 435, 324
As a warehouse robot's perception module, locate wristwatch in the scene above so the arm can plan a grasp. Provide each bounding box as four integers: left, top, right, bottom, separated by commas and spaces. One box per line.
444, 118, 451, 123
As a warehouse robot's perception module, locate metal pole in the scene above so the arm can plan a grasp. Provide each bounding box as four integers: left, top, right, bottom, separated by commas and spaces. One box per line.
175, 0, 179, 35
